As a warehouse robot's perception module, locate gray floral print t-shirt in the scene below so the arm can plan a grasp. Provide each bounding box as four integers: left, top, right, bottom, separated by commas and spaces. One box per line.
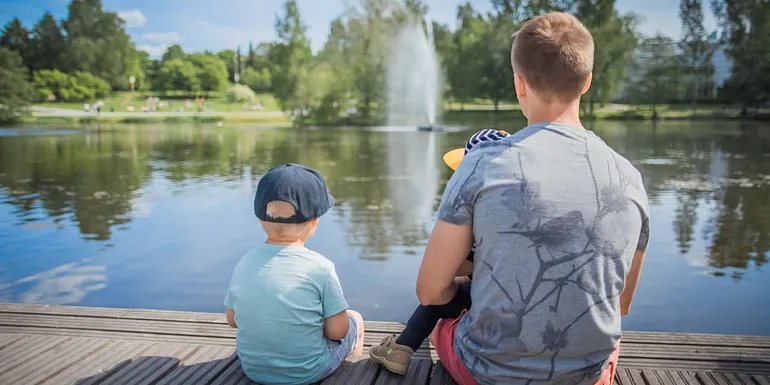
438, 122, 650, 385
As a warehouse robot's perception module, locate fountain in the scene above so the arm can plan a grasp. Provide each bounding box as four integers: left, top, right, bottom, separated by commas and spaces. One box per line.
386, 21, 443, 131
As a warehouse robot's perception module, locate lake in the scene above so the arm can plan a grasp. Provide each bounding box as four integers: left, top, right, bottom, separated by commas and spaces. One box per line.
1, 121, 769, 336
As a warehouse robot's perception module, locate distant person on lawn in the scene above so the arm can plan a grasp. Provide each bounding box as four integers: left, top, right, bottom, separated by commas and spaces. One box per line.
386, 12, 650, 385
224, 164, 364, 385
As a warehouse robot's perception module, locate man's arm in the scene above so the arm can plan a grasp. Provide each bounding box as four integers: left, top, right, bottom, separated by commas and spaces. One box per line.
620, 250, 645, 316
416, 220, 474, 306
225, 308, 237, 328
323, 310, 350, 341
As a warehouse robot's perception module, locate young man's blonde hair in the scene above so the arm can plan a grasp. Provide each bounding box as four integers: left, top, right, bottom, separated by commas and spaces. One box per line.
511, 12, 594, 102
260, 200, 313, 238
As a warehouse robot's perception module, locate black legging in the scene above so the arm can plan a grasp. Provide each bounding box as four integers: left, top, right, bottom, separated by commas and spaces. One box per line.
396, 250, 475, 351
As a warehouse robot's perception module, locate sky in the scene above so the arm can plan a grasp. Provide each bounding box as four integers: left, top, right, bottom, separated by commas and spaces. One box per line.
0, 0, 718, 58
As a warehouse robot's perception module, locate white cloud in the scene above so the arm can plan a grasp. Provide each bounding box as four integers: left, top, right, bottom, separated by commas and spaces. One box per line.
118, 10, 147, 28
139, 32, 181, 44
137, 44, 167, 59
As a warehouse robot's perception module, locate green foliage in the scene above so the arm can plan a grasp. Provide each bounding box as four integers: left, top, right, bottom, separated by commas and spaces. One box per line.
153, 59, 201, 94
625, 35, 682, 116
73, 72, 111, 97
270, 0, 313, 113
712, 0, 770, 110
0, 47, 33, 123
33, 69, 111, 102
226, 84, 257, 103
63, 0, 142, 90
217, 49, 237, 83
0, 18, 31, 67
189, 53, 229, 92
241, 67, 272, 93
28, 12, 65, 72
162, 45, 186, 63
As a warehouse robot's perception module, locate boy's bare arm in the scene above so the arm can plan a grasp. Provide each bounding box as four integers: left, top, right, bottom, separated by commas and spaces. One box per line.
323, 310, 350, 340
225, 308, 237, 328
620, 250, 646, 316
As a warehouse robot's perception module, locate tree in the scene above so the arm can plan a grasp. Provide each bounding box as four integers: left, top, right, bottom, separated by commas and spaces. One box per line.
28, 12, 65, 72
161, 44, 185, 63
73, 72, 111, 98
33, 69, 71, 101
0, 18, 31, 68
217, 49, 237, 83
0, 47, 33, 123
450, 3, 486, 109
478, 12, 516, 111
138, 51, 159, 91
270, 0, 312, 113
583, 13, 639, 117
190, 53, 229, 93
680, 0, 716, 114
626, 35, 681, 119
711, 0, 770, 113
241, 67, 272, 93
63, 0, 142, 89
153, 59, 201, 94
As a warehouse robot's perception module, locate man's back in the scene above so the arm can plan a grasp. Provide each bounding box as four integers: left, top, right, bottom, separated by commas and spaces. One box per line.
225, 244, 347, 385
439, 122, 649, 384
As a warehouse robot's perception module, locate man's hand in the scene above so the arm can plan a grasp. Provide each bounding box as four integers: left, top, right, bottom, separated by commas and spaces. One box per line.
620, 250, 646, 316
416, 220, 474, 306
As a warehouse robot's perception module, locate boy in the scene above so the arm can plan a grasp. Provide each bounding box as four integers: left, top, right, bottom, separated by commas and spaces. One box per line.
224, 163, 365, 385
401, 12, 648, 385
369, 129, 510, 374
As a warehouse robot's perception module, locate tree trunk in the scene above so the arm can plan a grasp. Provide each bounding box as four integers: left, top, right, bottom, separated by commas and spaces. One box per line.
589, 94, 595, 119
494, 99, 499, 112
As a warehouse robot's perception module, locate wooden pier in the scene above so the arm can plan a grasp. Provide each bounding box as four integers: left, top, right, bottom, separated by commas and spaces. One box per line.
0, 304, 768, 384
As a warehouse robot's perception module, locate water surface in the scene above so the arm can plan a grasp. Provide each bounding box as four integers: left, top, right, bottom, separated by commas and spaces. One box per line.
1, 121, 769, 335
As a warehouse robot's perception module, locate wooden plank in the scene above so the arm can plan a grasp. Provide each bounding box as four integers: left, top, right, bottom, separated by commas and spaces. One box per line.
0, 335, 69, 373
40, 340, 154, 385
0, 325, 235, 346
93, 343, 196, 385
0, 337, 109, 385
156, 346, 237, 385
752, 376, 770, 385
428, 361, 456, 385
321, 358, 381, 385
616, 368, 646, 385
617, 357, 770, 375
374, 358, 432, 385
208, 357, 247, 385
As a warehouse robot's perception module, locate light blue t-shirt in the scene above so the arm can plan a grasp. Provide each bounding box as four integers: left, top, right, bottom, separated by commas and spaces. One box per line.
224, 243, 349, 385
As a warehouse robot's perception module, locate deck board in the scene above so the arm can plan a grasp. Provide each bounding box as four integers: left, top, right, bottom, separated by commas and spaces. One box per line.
0, 304, 768, 385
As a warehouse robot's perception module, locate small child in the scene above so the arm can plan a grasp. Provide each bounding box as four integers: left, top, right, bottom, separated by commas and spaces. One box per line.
369, 129, 510, 374
224, 163, 365, 385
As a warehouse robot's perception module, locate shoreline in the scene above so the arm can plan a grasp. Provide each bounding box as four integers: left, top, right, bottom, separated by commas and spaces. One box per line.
15, 107, 770, 126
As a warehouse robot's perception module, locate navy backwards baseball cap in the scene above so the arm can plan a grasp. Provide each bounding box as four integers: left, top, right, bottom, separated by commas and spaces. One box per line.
254, 163, 335, 224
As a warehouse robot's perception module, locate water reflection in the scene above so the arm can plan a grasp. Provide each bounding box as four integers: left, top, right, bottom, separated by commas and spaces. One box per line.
0, 260, 107, 305
0, 122, 769, 333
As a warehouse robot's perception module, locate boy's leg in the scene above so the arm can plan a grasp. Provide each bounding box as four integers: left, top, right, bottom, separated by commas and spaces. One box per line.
397, 283, 471, 351
318, 310, 365, 381
346, 310, 365, 360
369, 283, 471, 375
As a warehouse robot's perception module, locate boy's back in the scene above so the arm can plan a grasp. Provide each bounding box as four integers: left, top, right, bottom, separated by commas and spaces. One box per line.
225, 243, 348, 385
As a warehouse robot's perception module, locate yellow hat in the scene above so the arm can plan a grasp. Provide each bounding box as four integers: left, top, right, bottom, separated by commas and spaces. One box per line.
442, 129, 510, 171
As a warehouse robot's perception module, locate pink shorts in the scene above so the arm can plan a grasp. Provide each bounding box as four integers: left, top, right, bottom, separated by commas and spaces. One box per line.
430, 312, 621, 385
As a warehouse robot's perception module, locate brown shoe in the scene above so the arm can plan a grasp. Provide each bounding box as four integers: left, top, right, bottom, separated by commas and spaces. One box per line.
369, 334, 414, 374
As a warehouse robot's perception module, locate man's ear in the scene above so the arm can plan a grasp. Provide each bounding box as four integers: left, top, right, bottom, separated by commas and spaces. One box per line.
581, 72, 593, 95
514, 73, 527, 100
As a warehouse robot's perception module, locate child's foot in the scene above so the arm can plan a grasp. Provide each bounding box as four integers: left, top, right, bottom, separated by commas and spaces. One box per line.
369, 334, 414, 375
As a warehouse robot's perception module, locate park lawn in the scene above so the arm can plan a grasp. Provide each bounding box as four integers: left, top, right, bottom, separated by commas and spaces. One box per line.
36, 91, 281, 113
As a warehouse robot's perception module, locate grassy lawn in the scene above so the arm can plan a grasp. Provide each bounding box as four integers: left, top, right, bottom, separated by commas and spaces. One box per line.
37, 91, 281, 113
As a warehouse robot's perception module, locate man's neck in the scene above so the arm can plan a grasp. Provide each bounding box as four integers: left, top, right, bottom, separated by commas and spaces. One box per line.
526, 100, 583, 129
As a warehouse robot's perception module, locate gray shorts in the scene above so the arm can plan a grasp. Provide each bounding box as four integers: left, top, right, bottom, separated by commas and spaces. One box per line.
318, 314, 359, 380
